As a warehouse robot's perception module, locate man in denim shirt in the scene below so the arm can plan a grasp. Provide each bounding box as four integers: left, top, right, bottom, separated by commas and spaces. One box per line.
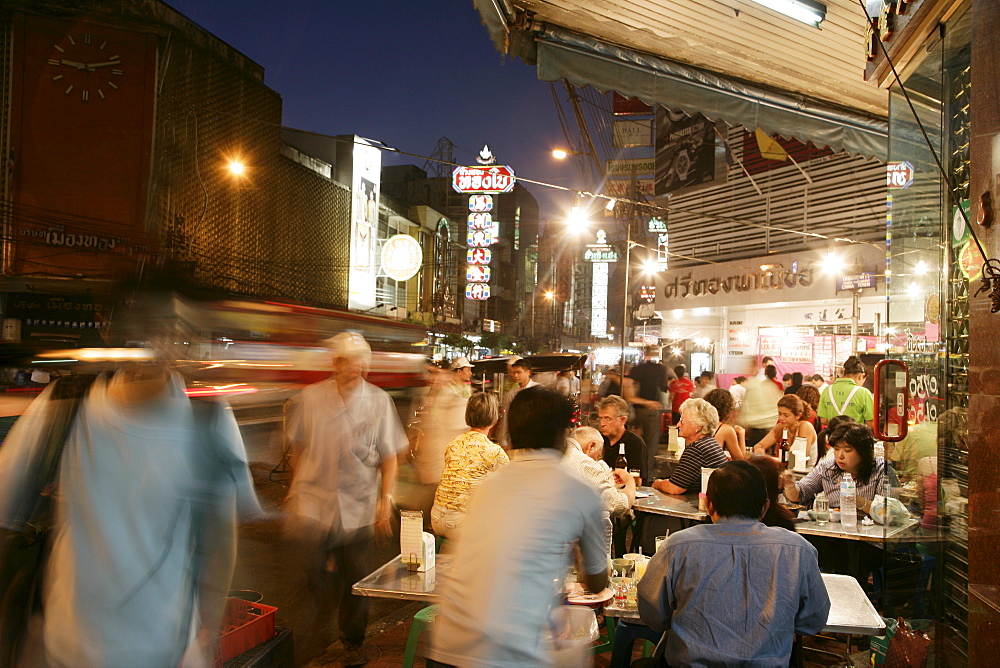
638, 461, 830, 667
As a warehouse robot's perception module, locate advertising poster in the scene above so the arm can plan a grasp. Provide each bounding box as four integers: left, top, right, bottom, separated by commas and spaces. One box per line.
348, 140, 382, 310
654, 107, 727, 197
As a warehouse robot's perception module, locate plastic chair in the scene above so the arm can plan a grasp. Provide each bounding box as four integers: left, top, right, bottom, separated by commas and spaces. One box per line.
402, 604, 439, 668
609, 619, 660, 668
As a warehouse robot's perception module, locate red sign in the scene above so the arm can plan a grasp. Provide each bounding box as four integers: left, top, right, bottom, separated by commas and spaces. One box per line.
469, 195, 493, 212
467, 265, 490, 282
452, 165, 516, 193
886, 161, 914, 189
466, 283, 491, 300
467, 230, 493, 247
612, 92, 653, 116
468, 213, 492, 229
467, 248, 491, 264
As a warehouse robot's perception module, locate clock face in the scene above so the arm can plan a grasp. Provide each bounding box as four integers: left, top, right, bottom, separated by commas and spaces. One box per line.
46, 31, 125, 103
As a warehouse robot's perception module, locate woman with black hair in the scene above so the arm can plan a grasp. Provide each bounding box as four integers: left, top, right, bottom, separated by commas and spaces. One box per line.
748, 454, 796, 531
781, 422, 894, 517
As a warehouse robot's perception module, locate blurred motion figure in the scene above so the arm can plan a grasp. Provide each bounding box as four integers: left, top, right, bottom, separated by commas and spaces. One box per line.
0, 273, 261, 667
284, 332, 408, 665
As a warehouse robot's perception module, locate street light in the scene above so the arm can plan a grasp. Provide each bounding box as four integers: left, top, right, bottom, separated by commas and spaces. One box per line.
552, 148, 584, 160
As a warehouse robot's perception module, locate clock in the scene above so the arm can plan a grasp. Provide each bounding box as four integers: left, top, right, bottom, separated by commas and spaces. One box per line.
46, 31, 125, 103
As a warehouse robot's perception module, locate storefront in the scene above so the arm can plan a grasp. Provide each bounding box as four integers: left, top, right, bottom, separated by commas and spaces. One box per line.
651, 246, 886, 379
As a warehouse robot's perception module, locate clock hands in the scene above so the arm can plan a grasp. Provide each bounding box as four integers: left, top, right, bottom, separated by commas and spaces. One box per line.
58, 59, 88, 69
83, 60, 121, 69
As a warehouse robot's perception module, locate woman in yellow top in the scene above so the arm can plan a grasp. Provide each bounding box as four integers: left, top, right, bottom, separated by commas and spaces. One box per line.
431, 391, 509, 540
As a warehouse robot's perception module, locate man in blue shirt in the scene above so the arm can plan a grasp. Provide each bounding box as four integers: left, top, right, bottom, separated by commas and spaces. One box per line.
638, 461, 830, 667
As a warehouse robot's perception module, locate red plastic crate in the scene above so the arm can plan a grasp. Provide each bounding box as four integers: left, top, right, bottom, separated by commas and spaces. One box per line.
218, 598, 277, 663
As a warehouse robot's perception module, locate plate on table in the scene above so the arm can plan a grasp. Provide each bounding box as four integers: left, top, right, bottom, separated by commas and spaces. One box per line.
566, 586, 614, 605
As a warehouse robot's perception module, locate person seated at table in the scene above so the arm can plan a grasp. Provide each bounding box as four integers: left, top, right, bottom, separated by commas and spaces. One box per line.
748, 454, 796, 531
816, 414, 855, 460
781, 422, 894, 517
430, 391, 509, 541
753, 394, 818, 467
597, 395, 650, 485
427, 387, 608, 667
704, 388, 746, 460
795, 383, 822, 432
652, 399, 729, 495
637, 461, 830, 667
566, 426, 636, 518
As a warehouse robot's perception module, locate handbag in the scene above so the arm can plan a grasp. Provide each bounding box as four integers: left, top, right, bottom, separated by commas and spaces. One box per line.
0, 375, 94, 667
884, 617, 931, 668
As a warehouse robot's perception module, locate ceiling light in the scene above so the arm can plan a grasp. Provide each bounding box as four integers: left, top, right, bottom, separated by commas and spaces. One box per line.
752, 0, 826, 27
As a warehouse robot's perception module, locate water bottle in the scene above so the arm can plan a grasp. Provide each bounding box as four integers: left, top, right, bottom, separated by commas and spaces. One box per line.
840, 472, 857, 529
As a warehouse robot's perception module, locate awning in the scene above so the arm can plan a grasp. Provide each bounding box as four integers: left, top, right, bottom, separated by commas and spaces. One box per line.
472, 1, 887, 160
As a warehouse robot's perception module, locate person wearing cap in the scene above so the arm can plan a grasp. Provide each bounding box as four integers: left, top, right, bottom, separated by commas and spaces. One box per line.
284, 332, 408, 665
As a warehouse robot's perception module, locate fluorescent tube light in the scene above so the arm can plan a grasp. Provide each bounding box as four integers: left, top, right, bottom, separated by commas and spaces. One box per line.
752, 0, 827, 27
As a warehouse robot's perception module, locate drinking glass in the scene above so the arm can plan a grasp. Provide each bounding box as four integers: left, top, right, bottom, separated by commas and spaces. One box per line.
654, 534, 669, 552
813, 495, 830, 526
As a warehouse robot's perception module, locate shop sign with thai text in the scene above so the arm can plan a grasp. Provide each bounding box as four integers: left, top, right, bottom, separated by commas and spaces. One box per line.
452, 165, 516, 193
663, 265, 814, 299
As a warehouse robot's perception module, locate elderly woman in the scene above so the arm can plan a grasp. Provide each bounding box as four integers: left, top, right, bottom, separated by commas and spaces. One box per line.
431, 392, 509, 540
781, 422, 894, 517
704, 388, 746, 460
653, 398, 729, 495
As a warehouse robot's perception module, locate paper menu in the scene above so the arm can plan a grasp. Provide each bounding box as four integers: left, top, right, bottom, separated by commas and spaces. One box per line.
400, 510, 435, 572
700, 467, 717, 495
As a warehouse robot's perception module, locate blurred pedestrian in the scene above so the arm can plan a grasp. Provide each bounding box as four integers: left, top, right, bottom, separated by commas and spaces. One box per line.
728, 376, 748, 410
704, 388, 746, 460
784, 371, 803, 395
667, 365, 695, 424
0, 274, 261, 667
738, 363, 783, 449
431, 392, 508, 542
428, 387, 608, 666
413, 358, 472, 489
627, 347, 668, 473
691, 370, 716, 399
284, 332, 408, 665
795, 384, 822, 432
809, 374, 826, 389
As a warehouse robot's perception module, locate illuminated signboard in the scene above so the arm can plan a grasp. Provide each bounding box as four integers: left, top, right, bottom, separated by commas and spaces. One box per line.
584, 230, 618, 262
467, 265, 491, 282
380, 234, 422, 281
886, 161, 914, 189
591, 261, 609, 337
348, 138, 382, 311
639, 285, 656, 302
467, 248, 491, 264
452, 165, 516, 194
466, 283, 491, 300
468, 212, 492, 229
657, 232, 669, 270
469, 195, 493, 212
647, 216, 668, 232
467, 230, 493, 247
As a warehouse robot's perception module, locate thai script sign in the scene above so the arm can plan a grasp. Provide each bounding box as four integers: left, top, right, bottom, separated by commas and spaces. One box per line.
452, 165, 516, 193
663, 265, 814, 299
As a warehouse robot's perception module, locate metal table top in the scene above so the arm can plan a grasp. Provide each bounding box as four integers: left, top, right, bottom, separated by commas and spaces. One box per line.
605, 573, 885, 636
795, 517, 919, 542
632, 487, 708, 522
352, 554, 453, 601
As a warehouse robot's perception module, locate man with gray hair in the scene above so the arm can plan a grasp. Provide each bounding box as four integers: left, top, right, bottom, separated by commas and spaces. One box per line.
565, 426, 636, 518
285, 332, 408, 665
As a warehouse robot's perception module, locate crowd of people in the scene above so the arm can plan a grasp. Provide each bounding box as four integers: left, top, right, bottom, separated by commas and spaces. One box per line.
0, 312, 937, 668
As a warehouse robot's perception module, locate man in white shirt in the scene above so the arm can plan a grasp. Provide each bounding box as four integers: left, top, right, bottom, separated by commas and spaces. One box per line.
565, 426, 636, 517
428, 387, 609, 667
285, 332, 408, 665
729, 376, 748, 410
499, 357, 539, 447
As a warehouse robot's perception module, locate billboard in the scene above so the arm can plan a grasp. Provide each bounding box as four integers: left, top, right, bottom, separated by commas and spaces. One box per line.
348, 139, 382, 310
654, 107, 727, 197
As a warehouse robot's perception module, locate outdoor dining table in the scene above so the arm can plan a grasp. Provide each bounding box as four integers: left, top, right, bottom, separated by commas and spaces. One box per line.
631, 487, 707, 523
353, 555, 885, 665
